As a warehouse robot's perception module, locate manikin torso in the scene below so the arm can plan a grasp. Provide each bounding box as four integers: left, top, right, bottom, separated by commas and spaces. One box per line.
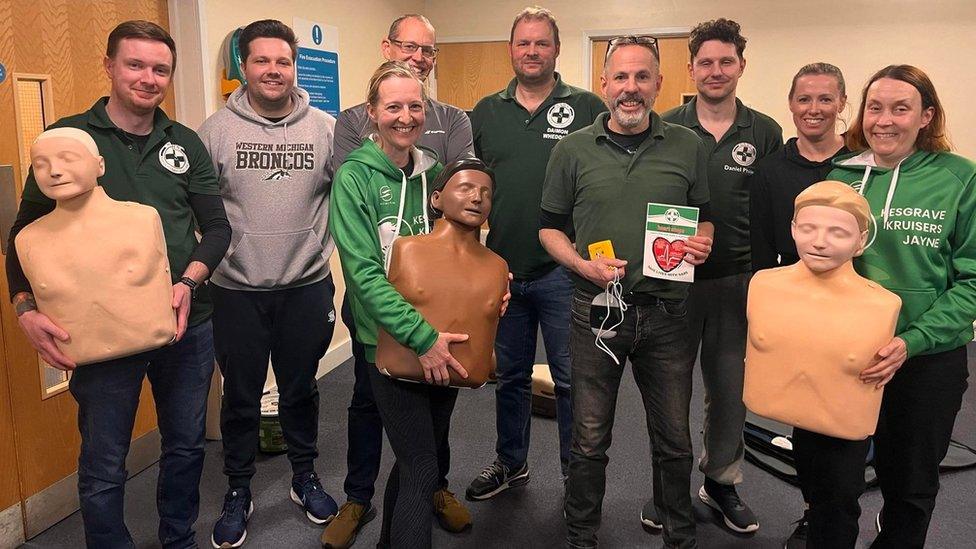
743, 195, 900, 440
16, 130, 176, 365
375, 219, 508, 388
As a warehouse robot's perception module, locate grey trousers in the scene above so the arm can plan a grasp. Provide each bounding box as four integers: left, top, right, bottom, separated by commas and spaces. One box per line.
686, 271, 751, 485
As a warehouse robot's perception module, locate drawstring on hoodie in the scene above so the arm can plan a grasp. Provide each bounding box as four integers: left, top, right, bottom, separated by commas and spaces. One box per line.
856, 159, 903, 250
384, 153, 429, 273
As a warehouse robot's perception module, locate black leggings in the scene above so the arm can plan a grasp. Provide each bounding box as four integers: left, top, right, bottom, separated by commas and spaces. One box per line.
368, 363, 458, 548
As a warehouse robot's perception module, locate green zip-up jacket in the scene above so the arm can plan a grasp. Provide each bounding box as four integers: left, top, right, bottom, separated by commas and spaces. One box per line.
329, 138, 443, 362
829, 149, 976, 357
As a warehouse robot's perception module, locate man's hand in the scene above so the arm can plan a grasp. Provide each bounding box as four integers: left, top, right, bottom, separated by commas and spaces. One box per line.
860, 336, 908, 388
418, 332, 469, 386
683, 234, 713, 266
500, 272, 514, 317
576, 256, 627, 288
172, 283, 192, 342
17, 310, 76, 370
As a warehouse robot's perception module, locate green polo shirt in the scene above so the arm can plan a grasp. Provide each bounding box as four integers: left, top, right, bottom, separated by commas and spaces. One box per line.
472, 73, 607, 280
21, 98, 221, 326
662, 96, 782, 278
541, 112, 710, 299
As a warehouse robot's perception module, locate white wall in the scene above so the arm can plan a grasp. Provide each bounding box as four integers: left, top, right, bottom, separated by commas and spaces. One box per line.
426, 0, 976, 157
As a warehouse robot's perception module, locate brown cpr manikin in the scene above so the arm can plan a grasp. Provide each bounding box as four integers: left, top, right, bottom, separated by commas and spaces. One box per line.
743, 181, 900, 440
16, 128, 177, 365
375, 165, 508, 388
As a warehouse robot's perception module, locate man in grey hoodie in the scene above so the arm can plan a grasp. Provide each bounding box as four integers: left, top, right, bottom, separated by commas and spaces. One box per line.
198, 19, 338, 548
323, 13, 475, 549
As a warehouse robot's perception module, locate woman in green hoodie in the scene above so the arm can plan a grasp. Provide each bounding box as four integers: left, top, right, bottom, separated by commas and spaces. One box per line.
329, 61, 469, 548
828, 65, 975, 548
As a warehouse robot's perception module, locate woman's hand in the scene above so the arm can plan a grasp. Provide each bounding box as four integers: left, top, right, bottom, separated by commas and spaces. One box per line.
419, 332, 469, 386
860, 336, 908, 388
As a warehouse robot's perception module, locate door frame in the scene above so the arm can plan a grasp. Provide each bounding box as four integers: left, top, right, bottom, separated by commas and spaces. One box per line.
581, 26, 691, 93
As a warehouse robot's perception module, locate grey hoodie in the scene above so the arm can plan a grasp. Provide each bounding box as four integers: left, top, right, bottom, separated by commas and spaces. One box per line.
199, 86, 337, 290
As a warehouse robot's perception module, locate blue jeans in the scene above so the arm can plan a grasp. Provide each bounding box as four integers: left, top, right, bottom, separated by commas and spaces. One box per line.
69, 321, 215, 549
564, 290, 696, 549
494, 266, 573, 475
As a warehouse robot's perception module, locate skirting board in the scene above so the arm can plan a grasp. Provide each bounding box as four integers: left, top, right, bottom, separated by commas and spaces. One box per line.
0, 501, 24, 548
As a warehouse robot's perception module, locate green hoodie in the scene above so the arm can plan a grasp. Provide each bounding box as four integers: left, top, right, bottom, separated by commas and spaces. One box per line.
829, 149, 976, 357
330, 138, 443, 362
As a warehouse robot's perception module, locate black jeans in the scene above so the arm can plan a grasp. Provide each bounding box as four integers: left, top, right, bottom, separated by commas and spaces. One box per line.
871, 346, 969, 549
340, 295, 451, 504
565, 289, 696, 549
793, 428, 870, 548
212, 277, 336, 488
368, 363, 458, 548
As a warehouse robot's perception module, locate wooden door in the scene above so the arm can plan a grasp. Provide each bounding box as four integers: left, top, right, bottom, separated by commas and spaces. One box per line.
0, 0, 172, 541
590, 36, 696, 113
434, 41, 513, 111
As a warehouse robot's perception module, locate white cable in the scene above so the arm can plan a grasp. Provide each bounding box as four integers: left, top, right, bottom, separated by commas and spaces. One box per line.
594, 270, 628, 365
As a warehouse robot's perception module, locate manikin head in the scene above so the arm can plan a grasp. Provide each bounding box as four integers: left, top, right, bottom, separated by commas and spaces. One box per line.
429, 159, 494, 228
791, 181, 871, 273
30, 128, 105, 201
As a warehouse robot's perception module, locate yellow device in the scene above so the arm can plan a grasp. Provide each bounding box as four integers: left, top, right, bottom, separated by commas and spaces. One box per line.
588, 240, 616, 260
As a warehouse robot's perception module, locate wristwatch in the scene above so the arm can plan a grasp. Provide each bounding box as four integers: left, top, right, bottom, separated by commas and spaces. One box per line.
178, 276, 199, 296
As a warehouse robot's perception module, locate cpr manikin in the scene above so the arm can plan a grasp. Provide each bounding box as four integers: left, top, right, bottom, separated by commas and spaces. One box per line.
375, 161, 508, 387
743, 181, 900, 440
16, 127, 176, 365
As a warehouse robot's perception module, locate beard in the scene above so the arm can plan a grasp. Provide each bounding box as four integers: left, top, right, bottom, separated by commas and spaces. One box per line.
610, 92, 650, 130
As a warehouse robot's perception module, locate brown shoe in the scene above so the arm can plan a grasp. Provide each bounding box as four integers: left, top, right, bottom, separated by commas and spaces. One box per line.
320, 501, 375, 548
434, 489, 472, 533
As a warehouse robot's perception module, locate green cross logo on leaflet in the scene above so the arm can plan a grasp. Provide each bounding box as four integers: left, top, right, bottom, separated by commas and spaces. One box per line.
643, 203, 699, 282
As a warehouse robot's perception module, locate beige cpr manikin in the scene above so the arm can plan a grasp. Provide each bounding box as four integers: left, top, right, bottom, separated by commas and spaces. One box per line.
16, 128, 176, 365
743, 181, 900, 440
375, 169, 508, 388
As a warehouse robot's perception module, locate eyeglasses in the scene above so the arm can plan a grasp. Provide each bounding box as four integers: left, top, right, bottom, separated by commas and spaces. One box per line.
389, 38, 439, 59
605, 35, 659, 62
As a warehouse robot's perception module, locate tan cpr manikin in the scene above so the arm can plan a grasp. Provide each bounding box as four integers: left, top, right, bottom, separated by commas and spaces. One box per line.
743, 181, 900, 440
375, 167, 508, 388
16, 128, 176, 365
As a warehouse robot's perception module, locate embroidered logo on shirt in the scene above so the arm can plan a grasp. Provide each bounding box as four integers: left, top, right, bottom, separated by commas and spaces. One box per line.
547, 103, 575, 129
732, 142, 757, 167
159, 142, 190, 174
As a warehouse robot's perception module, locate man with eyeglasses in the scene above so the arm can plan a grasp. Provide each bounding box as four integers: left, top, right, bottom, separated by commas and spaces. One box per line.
324, 13, 474, 549
649, 18, 782, 536
540, 34, 713, 548
464, 5, 607, 503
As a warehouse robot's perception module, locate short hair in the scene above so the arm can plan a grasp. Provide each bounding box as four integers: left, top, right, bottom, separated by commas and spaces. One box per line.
388, 14, 435, 40
789, 62, 846, 100
793, 180, 871, 233
429, 158, 495, 219
238, 19, 298, 62
509, 6, 560, 46
846, 64, 951, 154
366, 60, 428, 107
688, 18, 746, 60
106, 20, 177, 72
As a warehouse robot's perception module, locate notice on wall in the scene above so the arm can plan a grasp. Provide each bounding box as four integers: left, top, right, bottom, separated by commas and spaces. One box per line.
293, 18, 340, 116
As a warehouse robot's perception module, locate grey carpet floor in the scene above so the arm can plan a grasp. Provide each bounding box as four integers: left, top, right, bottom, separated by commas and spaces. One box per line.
24, 345, 976, 548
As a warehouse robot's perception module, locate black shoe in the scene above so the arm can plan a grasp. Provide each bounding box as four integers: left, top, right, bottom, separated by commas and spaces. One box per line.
211, 488, 253, 548
465, 460, 530, 500
699, 479, 759, 533
783, 509, 809, 549
290, 471, 338, 524
640, 499, 663, 530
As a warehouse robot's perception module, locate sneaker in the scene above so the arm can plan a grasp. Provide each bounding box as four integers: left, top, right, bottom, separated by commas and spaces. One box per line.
211, 488, 253, 548
783, 509, 809, 549
434, 489, 472, 532
320, 501, 376, 549
465, 460, 530, 501
290, 472, 339, 524
698, 479, 759, 533
640, 499, 663, 530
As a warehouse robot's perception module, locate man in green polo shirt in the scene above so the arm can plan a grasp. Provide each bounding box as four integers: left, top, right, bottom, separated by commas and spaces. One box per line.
540, 37, 713, 549
465, 6, 607, 502
651, 18, 783, 535
5, 21, 230, 548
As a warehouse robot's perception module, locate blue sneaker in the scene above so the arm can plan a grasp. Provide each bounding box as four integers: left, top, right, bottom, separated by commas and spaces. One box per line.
211, 488, 253, 548
290, 472, 338, 524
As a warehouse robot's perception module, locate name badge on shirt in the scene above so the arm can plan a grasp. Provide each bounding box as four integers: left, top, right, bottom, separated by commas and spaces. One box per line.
643, 203, 699, 283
